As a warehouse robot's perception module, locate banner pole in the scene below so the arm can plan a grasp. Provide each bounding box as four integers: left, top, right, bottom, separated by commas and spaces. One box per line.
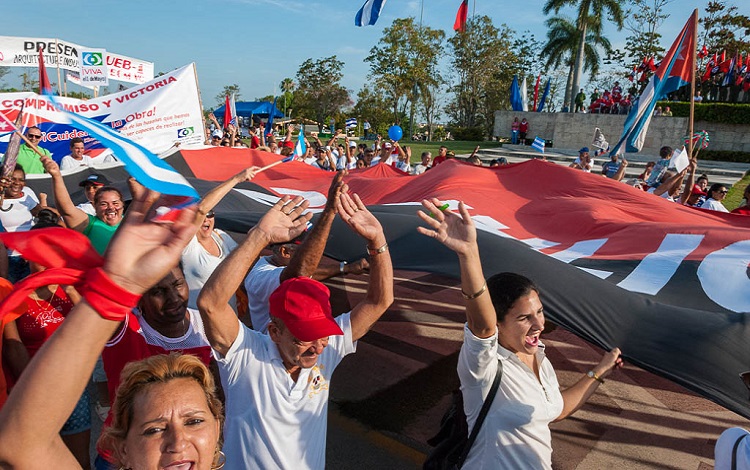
688, 9, 698, 160
192, 63, 207, 142
54, 39, 63, 96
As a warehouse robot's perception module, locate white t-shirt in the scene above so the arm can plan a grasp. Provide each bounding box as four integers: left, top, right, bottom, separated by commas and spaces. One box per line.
243, 256, 283, 333
0, 187, 39, 233
181, 229, 238, 310
459, 325, 564, 470
217, 313, 356, 470
60, 154, 96, 171
573, 156, 595, 172
76, 201, 96, 216
702, 198, 729, 213
412, 164, 430, 175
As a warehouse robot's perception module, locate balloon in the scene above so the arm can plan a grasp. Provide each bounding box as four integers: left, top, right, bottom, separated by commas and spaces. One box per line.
388, 125, 403, 141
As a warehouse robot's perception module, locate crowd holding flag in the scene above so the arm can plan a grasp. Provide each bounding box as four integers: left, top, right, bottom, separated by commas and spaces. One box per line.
453, 0, 469, 32
355, 0, 387, 27
610, 10, 697, 155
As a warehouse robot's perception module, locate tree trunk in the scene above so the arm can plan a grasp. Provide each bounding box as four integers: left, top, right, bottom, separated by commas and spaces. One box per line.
570, 21, 587, 113
564, 64, 574, 111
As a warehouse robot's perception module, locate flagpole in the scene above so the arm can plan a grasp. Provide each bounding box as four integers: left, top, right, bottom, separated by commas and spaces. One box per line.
688, 9, 698, 160
192, 63, 208, 142
54, 39, 62, 96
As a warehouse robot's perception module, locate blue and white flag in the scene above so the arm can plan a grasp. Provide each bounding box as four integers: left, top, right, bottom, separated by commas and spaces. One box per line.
510, 75, 523, 112
537, 79, 551, 112
49, 97, 198, 200
355, 0, 387, 27
345, 117, 358, 128
294, 125, 307, 158
265, 97, 278, 137
531, 136, 545, 153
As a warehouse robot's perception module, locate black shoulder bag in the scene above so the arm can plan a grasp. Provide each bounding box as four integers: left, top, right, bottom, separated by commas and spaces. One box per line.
423, 359, 503, 470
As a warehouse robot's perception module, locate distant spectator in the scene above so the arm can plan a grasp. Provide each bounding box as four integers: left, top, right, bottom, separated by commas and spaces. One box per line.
433, 146, 448, 166
570, 147, 593, 172
638, 161, 656, 182
574, 89, 586, 112
702, 183, 730, 212
663, 106, 673, 117
413, 151, 432, 175
590, 88, 600, 105
731, 184, 750, 215
654, 106, 663, 116
519, 118, 529, 144
511, 117, 520, 144
601, 153, 622, 179
694, 91, 703, 102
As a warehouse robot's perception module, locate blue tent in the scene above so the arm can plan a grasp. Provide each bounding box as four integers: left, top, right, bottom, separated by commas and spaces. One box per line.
213, 101, 284, 120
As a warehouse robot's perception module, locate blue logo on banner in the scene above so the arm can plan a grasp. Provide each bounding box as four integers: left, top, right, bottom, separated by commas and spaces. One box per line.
82, 52, 103, 66
177, 127, 194, 138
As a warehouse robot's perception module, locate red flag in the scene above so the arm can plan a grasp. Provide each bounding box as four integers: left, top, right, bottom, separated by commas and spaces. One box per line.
719, 56, 733, 74
702, 53, 717, 82
647, 56, 657, 72
37, 48, 52, 95
532, 75, 541, 111
223, 95, 232, 129
453, 0, 468, 32
699, 45, 708, 58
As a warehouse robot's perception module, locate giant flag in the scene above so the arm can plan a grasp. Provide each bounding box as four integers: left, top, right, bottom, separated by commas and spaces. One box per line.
355, 0, 387, 27
610, 11, 697, 155
24, 149, 750, 420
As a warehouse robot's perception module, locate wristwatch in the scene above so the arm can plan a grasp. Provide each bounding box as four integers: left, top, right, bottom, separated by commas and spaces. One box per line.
587, 370, 604, 384
339, 261, 347, 274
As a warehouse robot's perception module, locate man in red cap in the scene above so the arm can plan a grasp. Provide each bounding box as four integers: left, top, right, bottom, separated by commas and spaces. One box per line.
198, 189, 393, 469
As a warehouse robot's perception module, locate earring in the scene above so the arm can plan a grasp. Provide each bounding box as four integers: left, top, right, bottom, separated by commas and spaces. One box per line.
211, 450, 226, 470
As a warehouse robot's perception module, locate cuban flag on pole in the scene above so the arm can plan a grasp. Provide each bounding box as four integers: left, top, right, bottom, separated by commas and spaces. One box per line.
346, 117, 358, 128
610, 11, 697, 156
531, 136, 545, 154
294, 125, 307, 158
49, 97, 199, 201
355, 0, 387, 27
0, 110, 16, 138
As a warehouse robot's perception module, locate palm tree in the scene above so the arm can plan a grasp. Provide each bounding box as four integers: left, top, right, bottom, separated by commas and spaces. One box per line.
543, 0, 624, 111
541, 15, 611, 109
280, 78, 295, 117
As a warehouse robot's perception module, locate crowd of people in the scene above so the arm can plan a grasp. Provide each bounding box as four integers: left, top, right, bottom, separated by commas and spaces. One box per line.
0, 117, 746, 470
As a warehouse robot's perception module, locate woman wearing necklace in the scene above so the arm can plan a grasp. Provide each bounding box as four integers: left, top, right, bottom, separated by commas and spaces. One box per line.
181, 166, 260, 312
1, 215, 91, 469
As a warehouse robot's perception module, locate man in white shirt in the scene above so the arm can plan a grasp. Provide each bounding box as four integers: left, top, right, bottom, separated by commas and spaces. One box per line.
60, 138, 114, 171
413, 151, 432, 175
198, 189, 393, 470
243, 172, 368, 333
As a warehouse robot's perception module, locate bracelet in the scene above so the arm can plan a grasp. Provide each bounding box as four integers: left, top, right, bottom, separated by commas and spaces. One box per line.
366, 242, 388, 256
461, 282, 487, 300
78, 268, 142, 322
587, 370, 605, 384
339, 261, 347, 273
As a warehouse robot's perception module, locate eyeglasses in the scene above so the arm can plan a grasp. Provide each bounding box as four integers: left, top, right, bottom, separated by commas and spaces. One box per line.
27, 134, 42, 139
206, 210, 215, 218
718, 190, 728, 195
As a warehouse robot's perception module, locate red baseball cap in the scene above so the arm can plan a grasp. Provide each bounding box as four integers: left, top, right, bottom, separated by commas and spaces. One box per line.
269, 277, 343, 341
692, 184, 707, 196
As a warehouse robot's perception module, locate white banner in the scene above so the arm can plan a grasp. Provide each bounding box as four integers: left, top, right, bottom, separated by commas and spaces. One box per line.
0, 36, 154, 84
66, 71, 97, 91
0, 63, 204, 156
80, 49, 108, 86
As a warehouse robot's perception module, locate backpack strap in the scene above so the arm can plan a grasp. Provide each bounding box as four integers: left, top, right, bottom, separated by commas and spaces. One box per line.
732, 432, 748, 470
457, 358, 503, 468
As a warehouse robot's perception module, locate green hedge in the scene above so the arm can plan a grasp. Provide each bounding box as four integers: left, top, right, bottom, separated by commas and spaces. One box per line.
696, 149, 750, 163
656, 101, 750, 125
451, 126, 485, 141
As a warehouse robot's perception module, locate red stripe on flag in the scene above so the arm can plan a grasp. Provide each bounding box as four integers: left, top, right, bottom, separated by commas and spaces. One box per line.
453, 0, 468, 32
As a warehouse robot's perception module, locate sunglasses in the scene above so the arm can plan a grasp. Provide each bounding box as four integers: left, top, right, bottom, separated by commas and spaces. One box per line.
27, 134, 42, 139
206, 210, 215, 218
718, 190, 728, 195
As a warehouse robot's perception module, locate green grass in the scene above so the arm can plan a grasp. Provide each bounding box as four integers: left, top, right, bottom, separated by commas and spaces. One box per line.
359, 140, 504, 164
724, 172, 750, 211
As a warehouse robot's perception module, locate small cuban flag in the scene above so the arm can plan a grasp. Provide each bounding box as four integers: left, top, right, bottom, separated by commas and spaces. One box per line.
345, 117, 358, 128
0, 110, 17, 137
531, 136, 546, 154
294, 125, 307, 158
355, 0, 387, 27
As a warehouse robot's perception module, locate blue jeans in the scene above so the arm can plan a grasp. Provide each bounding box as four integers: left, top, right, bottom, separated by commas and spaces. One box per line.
511, 130, 519, 144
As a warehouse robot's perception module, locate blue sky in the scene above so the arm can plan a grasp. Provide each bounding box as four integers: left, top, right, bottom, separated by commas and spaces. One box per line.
2, 0, 748, 111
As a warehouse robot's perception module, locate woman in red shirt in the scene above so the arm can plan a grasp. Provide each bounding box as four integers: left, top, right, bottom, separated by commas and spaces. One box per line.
519, 118, 529, 145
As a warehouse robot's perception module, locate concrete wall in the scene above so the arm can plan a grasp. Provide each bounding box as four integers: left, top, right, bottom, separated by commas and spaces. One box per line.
493, 110, 750, 153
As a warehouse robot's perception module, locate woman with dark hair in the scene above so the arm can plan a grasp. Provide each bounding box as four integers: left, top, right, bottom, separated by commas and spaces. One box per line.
0, 164, 43, 281
702, 183, 730, 213
417, 198, 622, 469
